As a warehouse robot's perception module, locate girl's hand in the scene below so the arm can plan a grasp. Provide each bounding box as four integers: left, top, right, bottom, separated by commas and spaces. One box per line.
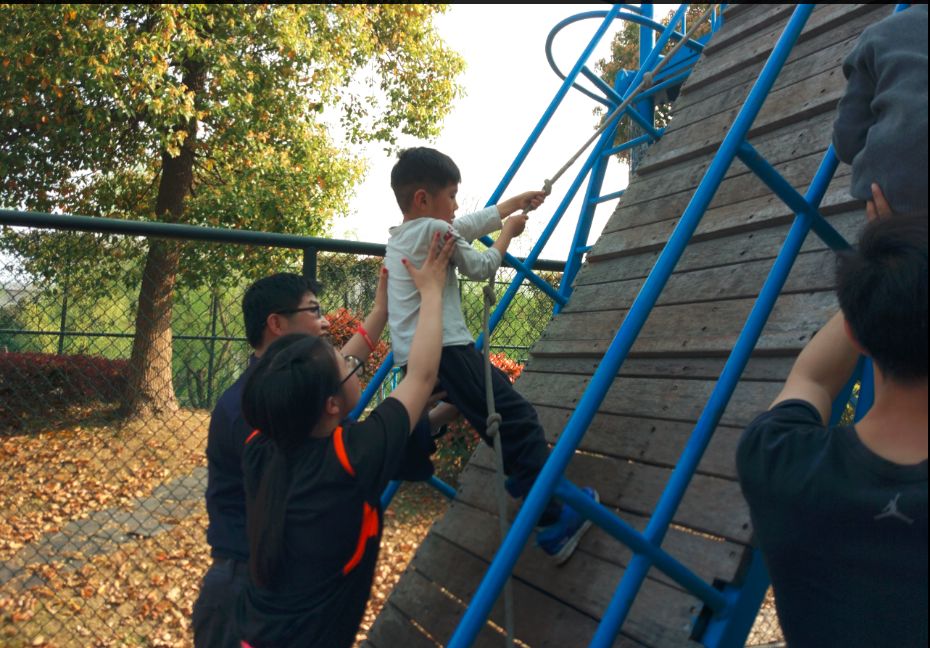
402, 231, 455, 296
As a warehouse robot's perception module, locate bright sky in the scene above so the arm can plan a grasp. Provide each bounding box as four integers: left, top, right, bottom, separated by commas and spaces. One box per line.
332, 4, 678, 260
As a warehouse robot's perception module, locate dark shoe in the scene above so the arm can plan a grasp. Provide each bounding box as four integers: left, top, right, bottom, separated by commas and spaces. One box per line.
535, 487, 599, 565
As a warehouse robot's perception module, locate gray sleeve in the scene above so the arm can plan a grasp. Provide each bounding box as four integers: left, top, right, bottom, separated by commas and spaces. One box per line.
452, 206, 502, 242
833, 36, 876, 165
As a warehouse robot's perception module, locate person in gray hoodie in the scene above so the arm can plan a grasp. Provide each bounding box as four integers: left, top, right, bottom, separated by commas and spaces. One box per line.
833, 4, 927, 217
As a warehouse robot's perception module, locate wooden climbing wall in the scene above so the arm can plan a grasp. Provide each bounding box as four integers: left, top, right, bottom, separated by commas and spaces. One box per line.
365, 5, 892, 647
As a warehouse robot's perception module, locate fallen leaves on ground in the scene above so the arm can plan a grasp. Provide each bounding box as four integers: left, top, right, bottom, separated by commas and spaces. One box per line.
0, 411, 448, 647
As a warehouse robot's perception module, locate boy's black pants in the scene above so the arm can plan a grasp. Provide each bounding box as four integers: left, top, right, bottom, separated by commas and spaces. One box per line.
437, 344, 560, 525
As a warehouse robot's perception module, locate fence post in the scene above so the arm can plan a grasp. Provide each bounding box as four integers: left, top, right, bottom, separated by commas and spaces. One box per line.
302, 246, 318, 283
57, 276, 69, 355
206, 289, 219, 406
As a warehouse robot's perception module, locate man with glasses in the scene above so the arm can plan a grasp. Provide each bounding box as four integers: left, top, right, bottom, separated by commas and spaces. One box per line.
193, 271, 390, 647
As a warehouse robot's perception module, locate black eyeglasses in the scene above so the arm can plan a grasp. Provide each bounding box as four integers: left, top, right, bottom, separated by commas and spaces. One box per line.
339, 354, 365, 385
275, 304, 323, 317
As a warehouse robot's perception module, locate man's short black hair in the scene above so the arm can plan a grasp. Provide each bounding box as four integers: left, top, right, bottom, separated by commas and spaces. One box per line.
390, 147, 461, 212
837, 213, 928, 383
242, 273, 322, 349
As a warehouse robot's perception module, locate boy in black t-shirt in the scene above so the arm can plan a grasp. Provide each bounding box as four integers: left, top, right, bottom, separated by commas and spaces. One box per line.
737, 214, 928, 647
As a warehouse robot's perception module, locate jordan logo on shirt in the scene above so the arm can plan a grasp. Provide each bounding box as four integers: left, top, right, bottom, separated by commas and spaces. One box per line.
874, 493, 914, 525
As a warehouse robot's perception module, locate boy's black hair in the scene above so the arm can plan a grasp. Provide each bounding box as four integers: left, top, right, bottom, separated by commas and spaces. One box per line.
390, 147, 461, 212
242, 273, 323, 349
241, 333, 342, 587
836, 213, 928, 383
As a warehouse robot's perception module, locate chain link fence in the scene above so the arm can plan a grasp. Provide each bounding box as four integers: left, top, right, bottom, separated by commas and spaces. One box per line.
0, 221, 564, 646
0, 219, 782, 646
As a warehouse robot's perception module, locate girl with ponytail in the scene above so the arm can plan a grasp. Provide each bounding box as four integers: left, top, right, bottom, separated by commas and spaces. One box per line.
236, 233, 454, 647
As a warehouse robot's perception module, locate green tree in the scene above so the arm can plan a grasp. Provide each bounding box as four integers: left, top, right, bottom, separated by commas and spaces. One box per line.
0, 4, 464, 417
594, 4, 711, 164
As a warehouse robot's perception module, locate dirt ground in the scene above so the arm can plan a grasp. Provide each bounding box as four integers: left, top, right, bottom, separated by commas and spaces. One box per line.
0, 409, 781, 646
0, 408, 448, 647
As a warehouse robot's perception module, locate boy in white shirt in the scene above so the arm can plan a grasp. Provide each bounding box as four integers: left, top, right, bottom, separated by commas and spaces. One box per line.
384, 147, 597, 564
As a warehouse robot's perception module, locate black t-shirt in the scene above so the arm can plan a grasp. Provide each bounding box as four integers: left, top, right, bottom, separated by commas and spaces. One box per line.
737, 400, 928, 648
237, 396, 410, 647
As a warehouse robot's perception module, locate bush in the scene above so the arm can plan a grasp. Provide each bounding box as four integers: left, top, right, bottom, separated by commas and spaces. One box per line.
323, 307, 390, 390
0, 352, 129, 430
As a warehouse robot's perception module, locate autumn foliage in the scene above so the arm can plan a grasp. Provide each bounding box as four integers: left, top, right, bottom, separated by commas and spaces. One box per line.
0, 352, 129, 429
323, 307, 390, 389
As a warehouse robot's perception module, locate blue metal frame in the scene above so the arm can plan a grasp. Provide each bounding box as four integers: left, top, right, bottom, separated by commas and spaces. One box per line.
445, 4, 880, 646
370, 2, 721, 523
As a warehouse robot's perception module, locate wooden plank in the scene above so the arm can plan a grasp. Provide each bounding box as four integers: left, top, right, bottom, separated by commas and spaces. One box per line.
639, 62, 848, 174
382, 566, 504, 648
424, 503, 700, 647
580, 209, 863, 284
606, 108, 839, 219
565, 248, 836, 313
684, 5, 876, 93
590, 173, 854, 260
524, 355, 795, 382
514, 371, 778, 429
677, 5, 890, 115
463, 449, 751, 544
455, 459, 745, 588
363, 601, 440, 648
535, 290, 837, 358
531, 404, 744, 481
667, 27, 868, 139
606, 143, 847, 237
405, 532, 642, 648
701, 5, 795, 58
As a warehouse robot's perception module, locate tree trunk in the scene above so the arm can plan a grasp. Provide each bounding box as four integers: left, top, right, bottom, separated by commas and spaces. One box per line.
122, 61, 205, 419
123, 238, 182, 417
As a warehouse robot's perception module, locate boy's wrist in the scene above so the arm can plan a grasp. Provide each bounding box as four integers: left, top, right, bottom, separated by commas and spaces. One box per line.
497, 199, 515, 219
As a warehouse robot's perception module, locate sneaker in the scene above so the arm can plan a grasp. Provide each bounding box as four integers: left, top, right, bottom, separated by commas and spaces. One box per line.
536, 487, 599, 565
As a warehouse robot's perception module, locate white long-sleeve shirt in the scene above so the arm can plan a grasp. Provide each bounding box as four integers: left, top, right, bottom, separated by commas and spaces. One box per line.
384, 206, 503, 366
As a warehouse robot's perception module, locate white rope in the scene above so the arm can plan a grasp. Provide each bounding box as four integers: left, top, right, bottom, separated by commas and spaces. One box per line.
481, 278, 515, 648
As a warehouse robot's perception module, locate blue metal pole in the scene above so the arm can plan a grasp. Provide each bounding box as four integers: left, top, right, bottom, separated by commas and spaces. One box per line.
600, 133, 655, 159
554, 480, 728, 613
428, 475, 458, 500
591, 189, 626, 205
593, 138, 836, 647
736, 142, 851, 251
854, 358, 875, 422
557, 98, 626, 310
351, 352, 395, 420
488, 5, 622, 205
700, 549, 771, 648
635, 3, 656, 158
450, 8, 815, 648
380, 480, 401, 509
476, 103, 629, 347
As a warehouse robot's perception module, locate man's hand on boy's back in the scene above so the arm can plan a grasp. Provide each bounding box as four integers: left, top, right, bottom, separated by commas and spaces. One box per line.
498, 190, 548, 218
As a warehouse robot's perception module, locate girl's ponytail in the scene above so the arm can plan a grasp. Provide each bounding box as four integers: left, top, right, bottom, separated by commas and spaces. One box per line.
241, 333, 341, 588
